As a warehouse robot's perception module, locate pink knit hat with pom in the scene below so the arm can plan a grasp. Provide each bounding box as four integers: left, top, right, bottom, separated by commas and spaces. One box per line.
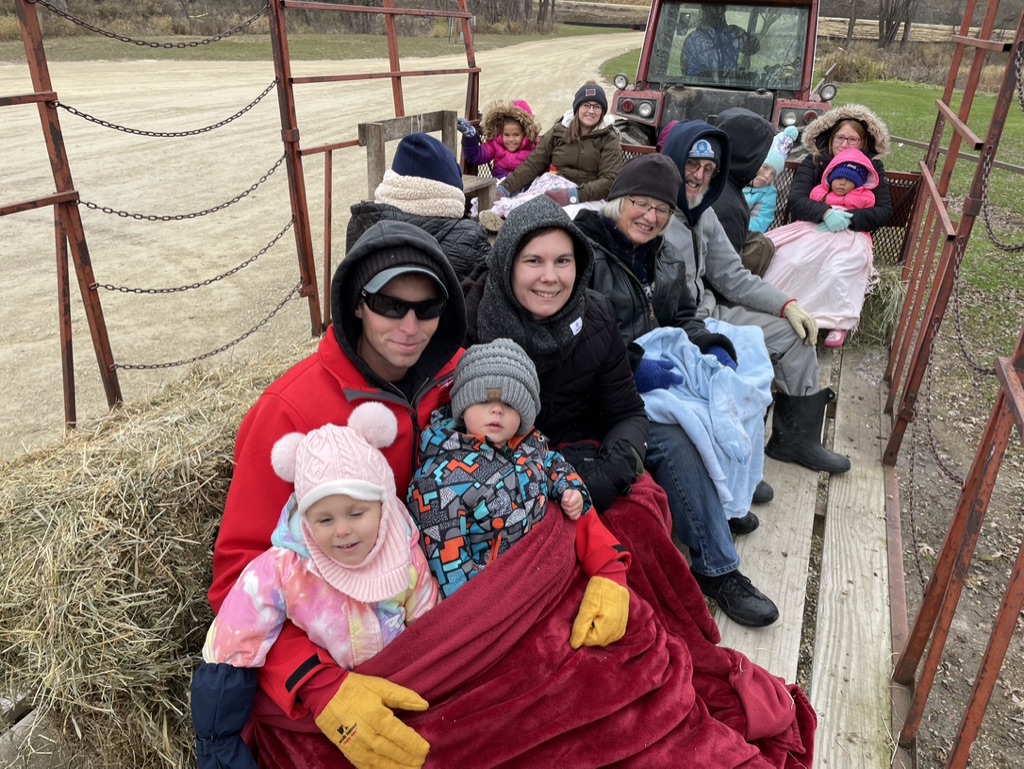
271, 402, 415, 603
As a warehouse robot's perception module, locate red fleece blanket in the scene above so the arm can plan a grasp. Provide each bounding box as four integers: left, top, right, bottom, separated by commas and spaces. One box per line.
246, 475, 815, 768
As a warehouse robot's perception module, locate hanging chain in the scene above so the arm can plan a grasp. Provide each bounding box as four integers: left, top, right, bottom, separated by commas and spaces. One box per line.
980, 150, 1024, 254
1015, 43, 1024, 114
96, 218, 293, 294
35, 0, 269, 48
922, 365, 968, 487
82, 155, 285, 221
54, 79, 277, 138
116, 281, 303, 370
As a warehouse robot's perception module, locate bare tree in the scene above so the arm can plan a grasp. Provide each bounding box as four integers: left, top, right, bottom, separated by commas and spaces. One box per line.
878, 0, 917, 49
846, 0, 859, 45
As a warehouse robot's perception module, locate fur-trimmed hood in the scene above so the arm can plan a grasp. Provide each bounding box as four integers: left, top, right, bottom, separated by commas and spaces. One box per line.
801, 103, 890, 161
481, 99, 541, 145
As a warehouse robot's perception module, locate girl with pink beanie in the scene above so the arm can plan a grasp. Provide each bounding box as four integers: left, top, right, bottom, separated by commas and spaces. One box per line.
191, 402, 437, 769
457, 99, 541, 179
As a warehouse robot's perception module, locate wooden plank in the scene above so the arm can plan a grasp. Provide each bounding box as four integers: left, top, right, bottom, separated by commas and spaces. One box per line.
810, 347, 892, 768
715, 350, 834, 682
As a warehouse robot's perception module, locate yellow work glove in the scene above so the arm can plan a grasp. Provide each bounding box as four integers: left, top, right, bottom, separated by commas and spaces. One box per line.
313, 672, 430, 769
782, 301, 818, 346
570, 576, 630, 649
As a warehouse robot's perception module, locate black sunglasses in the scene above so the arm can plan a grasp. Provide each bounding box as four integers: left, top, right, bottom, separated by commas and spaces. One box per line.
360, 290, 446, 320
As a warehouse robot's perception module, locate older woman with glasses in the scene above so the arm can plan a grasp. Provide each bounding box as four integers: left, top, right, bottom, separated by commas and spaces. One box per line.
787, 103, 893, 234
574, 154, 781, 628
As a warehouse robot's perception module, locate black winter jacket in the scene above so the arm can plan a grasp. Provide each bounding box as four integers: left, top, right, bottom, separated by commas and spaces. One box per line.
347, 202, 490, 280
787, 157, 893, 233
574, 210, 736, 360
787, 104, 893, 233
710, 108, 776, 253
465, 277, 647, 459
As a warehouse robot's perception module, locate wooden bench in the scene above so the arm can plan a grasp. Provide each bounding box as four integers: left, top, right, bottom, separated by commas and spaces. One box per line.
357, 110, 493, 212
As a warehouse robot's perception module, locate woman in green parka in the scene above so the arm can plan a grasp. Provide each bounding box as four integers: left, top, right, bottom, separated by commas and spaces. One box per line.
479, 81, 623, 231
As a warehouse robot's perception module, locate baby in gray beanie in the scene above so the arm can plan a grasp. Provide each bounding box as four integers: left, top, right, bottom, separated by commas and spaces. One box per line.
448, 338, 585, 520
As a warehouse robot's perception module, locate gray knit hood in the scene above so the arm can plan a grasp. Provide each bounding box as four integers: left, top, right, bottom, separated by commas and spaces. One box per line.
802, 103, 891, 161
478, 196, 594, 373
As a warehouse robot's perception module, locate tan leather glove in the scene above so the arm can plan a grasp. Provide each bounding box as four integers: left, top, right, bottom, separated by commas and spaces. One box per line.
570, 576, 630, 649
313, 672, 430, 769
782, 301, 818, 346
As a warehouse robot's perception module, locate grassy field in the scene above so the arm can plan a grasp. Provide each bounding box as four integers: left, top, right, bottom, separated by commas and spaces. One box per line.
0, 24, 612, 62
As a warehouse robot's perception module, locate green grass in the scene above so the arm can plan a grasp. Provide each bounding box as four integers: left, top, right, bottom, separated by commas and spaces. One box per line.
0, 25, 616, 63
602, 49, 641, 81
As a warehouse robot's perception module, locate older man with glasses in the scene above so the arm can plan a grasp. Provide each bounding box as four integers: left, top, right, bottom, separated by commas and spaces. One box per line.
661, 121, 852, 479
207, 219, 467, 768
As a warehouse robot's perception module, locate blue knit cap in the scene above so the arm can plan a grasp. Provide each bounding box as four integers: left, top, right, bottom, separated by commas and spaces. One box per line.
828, 161, 869, 188
391, 132, 463, 190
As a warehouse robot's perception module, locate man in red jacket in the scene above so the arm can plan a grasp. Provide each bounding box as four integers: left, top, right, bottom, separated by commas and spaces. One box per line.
208, 219, 467, 769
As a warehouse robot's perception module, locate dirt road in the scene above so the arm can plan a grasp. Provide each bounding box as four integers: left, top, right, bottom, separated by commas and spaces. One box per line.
0, 31, 641, 462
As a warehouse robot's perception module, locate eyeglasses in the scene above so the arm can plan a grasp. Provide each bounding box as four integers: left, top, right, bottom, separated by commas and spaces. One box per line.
833, 135, 863, 146
578, 102, 603, 113
627, 196, 673, 218
360, 290, 446, 320
684, 159, 718, 177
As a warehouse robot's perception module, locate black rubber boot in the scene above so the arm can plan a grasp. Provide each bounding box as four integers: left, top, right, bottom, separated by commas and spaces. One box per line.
752, 479, 774, 504
765, 388, 851, 474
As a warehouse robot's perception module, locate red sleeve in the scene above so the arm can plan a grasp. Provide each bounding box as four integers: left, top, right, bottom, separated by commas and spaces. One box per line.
209, 392, 328, 717
574, 509, 630, 587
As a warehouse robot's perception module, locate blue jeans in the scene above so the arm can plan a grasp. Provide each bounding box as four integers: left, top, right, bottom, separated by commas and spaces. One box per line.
645, 422, 739, 577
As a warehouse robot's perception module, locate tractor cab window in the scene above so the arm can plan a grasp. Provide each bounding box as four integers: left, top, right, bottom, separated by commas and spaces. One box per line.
649, 2, 808, 91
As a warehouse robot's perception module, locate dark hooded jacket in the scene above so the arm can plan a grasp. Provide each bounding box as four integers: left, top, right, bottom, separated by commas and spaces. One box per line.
661, 120, 791, 319
464, 196, 649, 512
711, 108, 777, 253
788, 103, 893, 233
346, 202, 490, 281
573, 208, 736, 359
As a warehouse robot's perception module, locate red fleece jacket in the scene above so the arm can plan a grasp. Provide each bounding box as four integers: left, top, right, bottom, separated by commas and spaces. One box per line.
209, 328, 459, 718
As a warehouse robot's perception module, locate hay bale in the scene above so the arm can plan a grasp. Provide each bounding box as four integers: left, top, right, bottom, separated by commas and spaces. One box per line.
0, 340, 316, 769
854, 260, 908, 347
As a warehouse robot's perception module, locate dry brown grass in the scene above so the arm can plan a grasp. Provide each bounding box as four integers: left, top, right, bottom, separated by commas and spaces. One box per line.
0, 340, 315, 769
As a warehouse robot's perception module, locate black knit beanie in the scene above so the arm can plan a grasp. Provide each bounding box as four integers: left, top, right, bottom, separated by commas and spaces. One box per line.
572, 82, 608, 116
608, 154, 683, 207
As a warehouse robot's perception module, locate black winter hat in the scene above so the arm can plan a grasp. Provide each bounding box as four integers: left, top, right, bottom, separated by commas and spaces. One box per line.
688, 136, 723, 166
608, 154, 682, 208
391, 132, 463, 190
572, 82, 608, 116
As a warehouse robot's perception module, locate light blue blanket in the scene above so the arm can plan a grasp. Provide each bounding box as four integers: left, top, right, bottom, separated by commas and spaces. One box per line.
636, 320, 774, 518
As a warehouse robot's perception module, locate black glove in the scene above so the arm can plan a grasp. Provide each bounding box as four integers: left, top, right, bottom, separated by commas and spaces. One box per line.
562, 439, 639, 513
191, 663, 259, 769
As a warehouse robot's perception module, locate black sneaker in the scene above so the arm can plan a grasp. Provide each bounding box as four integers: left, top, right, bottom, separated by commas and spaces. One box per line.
752, 479, 774, 505
693, 570, 779, 627
728, 511, 759, 535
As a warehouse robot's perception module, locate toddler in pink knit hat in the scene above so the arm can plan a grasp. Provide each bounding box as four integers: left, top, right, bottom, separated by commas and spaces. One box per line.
191, 402, 438, 769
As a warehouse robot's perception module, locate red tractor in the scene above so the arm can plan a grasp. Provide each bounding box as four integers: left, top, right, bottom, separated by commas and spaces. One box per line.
611, 0, 837, 148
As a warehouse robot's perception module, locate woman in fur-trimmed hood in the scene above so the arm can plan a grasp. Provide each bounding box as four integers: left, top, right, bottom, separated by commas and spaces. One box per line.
787, 103, 893, 234
461, 99, 542, 179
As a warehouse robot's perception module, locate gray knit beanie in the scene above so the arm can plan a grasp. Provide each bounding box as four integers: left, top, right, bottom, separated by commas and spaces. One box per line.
450, 339, 541, 435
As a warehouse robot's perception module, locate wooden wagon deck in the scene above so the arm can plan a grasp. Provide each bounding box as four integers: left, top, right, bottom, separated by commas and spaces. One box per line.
707, 343, 912, 768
